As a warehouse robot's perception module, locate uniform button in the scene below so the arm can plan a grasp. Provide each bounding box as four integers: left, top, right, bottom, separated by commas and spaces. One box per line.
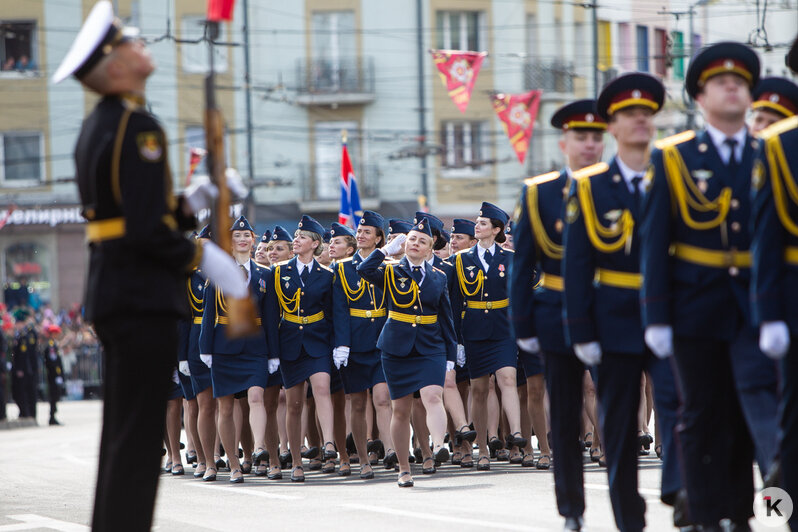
484, 293, 488, 297
484, 309, 489, 314
370, 318, 375, 323
729, 266, 739, 277
731, 222, 741, 232
413, 305, 418, 310
730, 199, 740, 210
299, 325, 304, 330
300, 309, 305, 314
301, 291, 305, 296
411, 324, 417, 328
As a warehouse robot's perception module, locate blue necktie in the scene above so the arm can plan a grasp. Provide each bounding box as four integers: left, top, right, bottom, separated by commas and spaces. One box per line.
411, 266, 423, 285
724, 138, 739, 173
300, 267, 309, 285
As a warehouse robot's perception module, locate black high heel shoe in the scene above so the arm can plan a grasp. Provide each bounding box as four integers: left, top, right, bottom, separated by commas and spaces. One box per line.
323, 441, 337, 460
397, 471, 414, 488
291, 466, 305, 483
508, 432, 528, 450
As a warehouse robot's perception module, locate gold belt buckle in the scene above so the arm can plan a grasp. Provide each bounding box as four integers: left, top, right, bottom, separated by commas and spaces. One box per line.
486, 301, 493, 310
365, 310, 372, 318
415, 315, 422, 324
302, 317, 309, 324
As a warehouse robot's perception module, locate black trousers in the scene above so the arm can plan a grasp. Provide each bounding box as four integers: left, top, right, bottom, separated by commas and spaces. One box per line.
12, 373, 29, 417
0, 373, 6, 420
544, 351, 586, 519
92, 315, 177, 532
672, 336, 754, 525
780, 336, 798, 531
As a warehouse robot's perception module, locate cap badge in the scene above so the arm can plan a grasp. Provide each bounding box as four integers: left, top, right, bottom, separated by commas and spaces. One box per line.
723, 59, 734, 69
239, 222, 244, 228
586, 113, 594, 122
632, 90, 641, 99
770, 94, 780, 103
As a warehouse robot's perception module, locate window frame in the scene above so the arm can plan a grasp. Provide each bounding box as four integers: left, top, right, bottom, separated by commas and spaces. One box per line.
439, 120, 490, 179
0, 131, 44, 186
436, 10, 484, 51
0, 20, 39, 77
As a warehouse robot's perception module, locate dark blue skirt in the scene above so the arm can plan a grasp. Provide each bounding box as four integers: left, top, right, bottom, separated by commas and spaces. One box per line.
381, 349, 445, 400
211, 353, 268, 398
167, 377, 183, 401
516, 359, 527, 387
465, 338, 518, 379
519, 349, 544, 379
188, 354, 213, 395
341, 349, 387, 394
455, 362, 470, 384
178, 370, 196, 400
280, 349, 331, 389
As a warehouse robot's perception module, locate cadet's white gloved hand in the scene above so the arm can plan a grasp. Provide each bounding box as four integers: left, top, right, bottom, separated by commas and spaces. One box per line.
446, 360, 455, 372
333, 346, 350, 369
456, 344, 466, 367
184, 179, 218, 213
382, 234, 407, 256
574, 342, 602, 366
516, 337, 540, 354
645, 325, 674, 359
267, 358, 280, 374
200, 354, 212, 368
178, 361, 191, 376
171, 369, 180, 385
199, 241, 248, 299
760, 321, 791, 360
224, 167, 249, 202
55, 376, 64, 385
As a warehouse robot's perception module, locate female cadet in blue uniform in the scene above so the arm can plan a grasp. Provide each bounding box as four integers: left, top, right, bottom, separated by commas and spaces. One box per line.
564, 73, 681, 532
510, 99, 606, 530
199, 216, 278, 483
751, 36, 798, 528
357, 221, 456, 487
451, 202, 527, 472
254, 229, 271, 266
331, 212, 394, 479
268, 215, 337, 482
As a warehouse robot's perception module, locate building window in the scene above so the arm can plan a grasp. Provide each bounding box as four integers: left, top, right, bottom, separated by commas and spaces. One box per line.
618, 23, 633, 70
672, 31, 685, 80
654, 28, 668, 77
0, 21, 37, 73
597, 20, 612, 71
1, 132, 43, 184
436, 11, 482, 50
313, 121, 359, 200
310, 11, 357, 93
440, 121, 489, 177
180, 15, 227, 74
636, 25, 649, 72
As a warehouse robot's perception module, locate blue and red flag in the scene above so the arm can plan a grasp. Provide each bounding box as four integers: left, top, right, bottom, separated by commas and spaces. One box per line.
339, 141, 362, 228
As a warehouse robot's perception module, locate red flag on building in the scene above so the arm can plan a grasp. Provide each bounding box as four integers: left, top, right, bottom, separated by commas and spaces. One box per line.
491, 90, 542, 164
430, 50, 487, 113
207, 0, 236, 22
186, 147, 207, 186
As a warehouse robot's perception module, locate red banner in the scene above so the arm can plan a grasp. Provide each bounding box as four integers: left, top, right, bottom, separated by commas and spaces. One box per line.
491, 90, 542, 164
430, 50, 487, 113
186, 147, 207, 185
207, 0, 235, 22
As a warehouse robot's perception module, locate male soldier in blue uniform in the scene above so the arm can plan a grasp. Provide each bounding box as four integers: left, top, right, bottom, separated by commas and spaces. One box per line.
751, 76, 798, 134
751, 34, 798, 530
511, 99, 606, 531
53, 3, 249, 529
640, 42, 761, 531
562, 73, 682, 532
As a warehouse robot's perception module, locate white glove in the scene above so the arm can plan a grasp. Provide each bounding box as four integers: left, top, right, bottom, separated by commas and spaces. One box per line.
645, 325, 673, 359
268, 358, 280, 374
179, 361, 191, 376
171, 369, 180, 385
200, 354, 212, 368
225, 167, 249, 202
456, 344, 466, 367
199, 241, 248, 299
184, 179, 218, 213
55, 376, 64, 385
516, 337, 540, 353
760, 321, 791, 360
446, 360, 455, 372
382, 234, 407, 256
574, 342, 602, 366
333, 346, 350, 369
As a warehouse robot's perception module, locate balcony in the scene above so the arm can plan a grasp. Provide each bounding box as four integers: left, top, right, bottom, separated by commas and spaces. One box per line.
295, 56, 376, 106
524, 59, 576, 96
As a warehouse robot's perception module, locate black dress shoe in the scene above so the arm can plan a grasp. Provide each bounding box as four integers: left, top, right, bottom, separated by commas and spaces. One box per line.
180, 442, 186, 450
267, 467, 283, 480
433, 446, 450, 464
290, 466, 305, 483
397, 471, 414, 488
215, 457, 226, 470
240, 461, 252, 474
229, 469, 244, 484
413, 447, 424, 464
279, 451, 292, 469
509, 432, 528, 449
367, 439, 383, 455
323, 442, 337, 460
346, 433, 357, 456
360, 465, 374, 480
49, 417, 61, 426
476, 456, 491, 471
563, 516, 584, 531
253, 448, 269, 464
185, 451, 198, 465
422, 457, 436, 474
673, 489, 693, 528
455, 427, 477, 446
238, 447, 244, 459
301, 446, 319, 459
488, 437, 504, 452
383, 450, 398, 470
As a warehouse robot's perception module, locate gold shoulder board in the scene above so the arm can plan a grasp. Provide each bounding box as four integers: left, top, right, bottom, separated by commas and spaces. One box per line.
758, 115, 798, 140
524, 171, 561, 187
573, 162, 610, 181
654, 130, 696, 150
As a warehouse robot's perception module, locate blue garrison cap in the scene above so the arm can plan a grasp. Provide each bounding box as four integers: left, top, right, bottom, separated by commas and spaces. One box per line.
388, 219, 413, 235
297, 215, 325, 237
271, 225, 292, 243
410, 220, 433, 238
197, 225, 212, 239
359, 210, 385, 230
231, 215, 254, 232
330, 222, 356, 238
260, 229, 272, 243
478, 202, 509, 226
414, 212, 444, 234
451, 218, 475, 237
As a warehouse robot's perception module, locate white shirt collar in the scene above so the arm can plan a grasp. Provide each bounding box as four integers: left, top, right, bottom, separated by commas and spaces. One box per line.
705, 123, 747, 165
614, 156, 646, 194
297, 258, 314, 273
477, 242, 496, 257
426, 256, 435, 266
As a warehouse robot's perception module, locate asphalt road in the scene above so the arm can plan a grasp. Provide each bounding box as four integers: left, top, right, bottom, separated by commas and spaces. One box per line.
0, 400, 779, 531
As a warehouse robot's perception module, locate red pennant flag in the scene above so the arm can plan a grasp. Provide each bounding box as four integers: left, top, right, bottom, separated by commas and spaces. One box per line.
0, 204, 16, 231
186, 147, 207, 186
430, 50, 487, 113
491, 90, 542, 164
207, 0, 236, 22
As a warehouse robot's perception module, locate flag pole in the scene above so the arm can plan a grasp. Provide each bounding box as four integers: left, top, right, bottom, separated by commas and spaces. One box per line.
341, 129, 348, 144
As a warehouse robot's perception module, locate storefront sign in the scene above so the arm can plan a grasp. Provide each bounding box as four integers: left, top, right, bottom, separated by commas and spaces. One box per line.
0, 206, 84, 228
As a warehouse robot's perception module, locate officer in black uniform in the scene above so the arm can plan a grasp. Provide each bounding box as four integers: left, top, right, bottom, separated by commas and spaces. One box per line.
53, 3, 248, 530
11, 311, 35, 419
43, 325, 65, 426
640, 42, 761, 531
